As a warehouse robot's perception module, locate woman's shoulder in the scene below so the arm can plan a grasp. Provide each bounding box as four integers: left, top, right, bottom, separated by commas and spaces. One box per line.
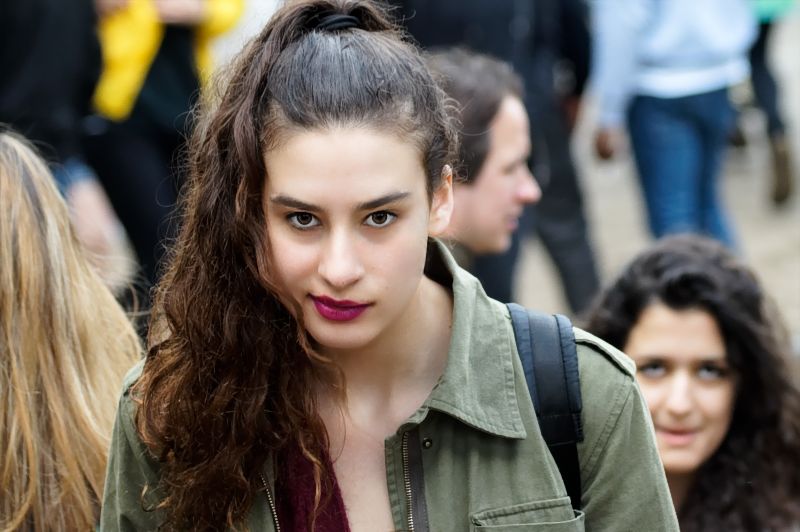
100, 359, 166, 530
572, 326, 641, 451
115, 359, 145, 422
111, 359, 156, 469
121, 359, 146, 394
574, 327, 636, 379
112, 359, 149, 455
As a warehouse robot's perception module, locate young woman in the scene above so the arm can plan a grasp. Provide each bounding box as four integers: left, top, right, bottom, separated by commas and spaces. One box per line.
100, 1, 677, 530
0, 131, 141, 530
584, 235, 800, 531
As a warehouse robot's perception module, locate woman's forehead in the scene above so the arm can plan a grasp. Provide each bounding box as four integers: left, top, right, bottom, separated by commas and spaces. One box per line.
264, 127, 427, 198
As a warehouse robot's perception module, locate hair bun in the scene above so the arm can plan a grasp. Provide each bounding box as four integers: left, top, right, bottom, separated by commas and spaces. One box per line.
314, 12, 360, 31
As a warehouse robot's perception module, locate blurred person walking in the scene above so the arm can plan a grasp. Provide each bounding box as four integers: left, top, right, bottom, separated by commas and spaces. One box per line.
0, 0, 131, 291
749, 0, 797, 205
0, 131, 141, 531
428, 49, 542, 268
592, 0, 757, 249
394, 0, 602, 313
584, 235, 800, 530
86, 0, 243, 297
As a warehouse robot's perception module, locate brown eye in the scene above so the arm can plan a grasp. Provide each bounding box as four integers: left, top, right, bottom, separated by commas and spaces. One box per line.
365, 211, 396, 228
287, 212, 319, 229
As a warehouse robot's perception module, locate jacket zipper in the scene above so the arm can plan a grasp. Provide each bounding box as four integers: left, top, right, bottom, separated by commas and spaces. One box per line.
402, 431, 415, 532
260, 473, 281, 532
262, 439, 416, 532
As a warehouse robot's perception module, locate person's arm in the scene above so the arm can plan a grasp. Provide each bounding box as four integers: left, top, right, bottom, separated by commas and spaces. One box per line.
591, 0, 649, 158
150, 0, 242, 33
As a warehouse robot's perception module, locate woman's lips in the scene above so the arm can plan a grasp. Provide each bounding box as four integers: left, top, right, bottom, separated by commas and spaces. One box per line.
657, 427, 698, 447
311, 295, 371, 322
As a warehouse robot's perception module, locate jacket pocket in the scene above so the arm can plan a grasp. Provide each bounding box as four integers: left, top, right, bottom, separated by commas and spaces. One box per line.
470, 497, 585, 531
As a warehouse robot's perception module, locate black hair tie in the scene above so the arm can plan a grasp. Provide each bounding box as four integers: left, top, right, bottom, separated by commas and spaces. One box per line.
314, 13, 360, 32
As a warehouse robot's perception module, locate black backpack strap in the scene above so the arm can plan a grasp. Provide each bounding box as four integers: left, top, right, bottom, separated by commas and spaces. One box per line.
507, 303, 584, 511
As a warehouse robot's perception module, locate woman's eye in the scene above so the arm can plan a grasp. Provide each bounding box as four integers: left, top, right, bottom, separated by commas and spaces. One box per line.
364, 211, 396, 228
637, 361, 666, 378
698, 363, 728, 380
287, 212, 319, 229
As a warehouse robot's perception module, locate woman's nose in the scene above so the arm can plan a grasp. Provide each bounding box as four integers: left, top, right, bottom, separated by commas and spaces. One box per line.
317, 230, 365, 289
664, 372, 694, 417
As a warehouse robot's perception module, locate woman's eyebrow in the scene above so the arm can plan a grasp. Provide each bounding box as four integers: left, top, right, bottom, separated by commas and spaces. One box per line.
269, 195, 319, 210
269, 191, 410, 212
357, 191, 410, 210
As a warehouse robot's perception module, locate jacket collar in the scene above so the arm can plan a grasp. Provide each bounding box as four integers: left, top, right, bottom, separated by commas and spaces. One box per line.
404, 240, 527, 439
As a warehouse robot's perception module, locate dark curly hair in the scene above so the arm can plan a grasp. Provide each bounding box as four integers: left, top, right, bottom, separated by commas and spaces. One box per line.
583, 235, 800, 531
131, 0, 458, 529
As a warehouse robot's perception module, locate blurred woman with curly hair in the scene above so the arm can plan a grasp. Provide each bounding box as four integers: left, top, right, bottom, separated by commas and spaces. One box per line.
0, 130, 141, 530
584, 234, 800, 531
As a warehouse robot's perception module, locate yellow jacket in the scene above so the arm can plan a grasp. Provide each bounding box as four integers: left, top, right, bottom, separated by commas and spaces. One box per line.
93, 0, 243, 121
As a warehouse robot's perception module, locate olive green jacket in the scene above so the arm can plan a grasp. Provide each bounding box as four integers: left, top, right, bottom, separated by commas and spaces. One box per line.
100, 242, 678, 531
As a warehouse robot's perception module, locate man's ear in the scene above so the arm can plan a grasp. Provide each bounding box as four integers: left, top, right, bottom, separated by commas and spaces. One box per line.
428, 165, 454, 236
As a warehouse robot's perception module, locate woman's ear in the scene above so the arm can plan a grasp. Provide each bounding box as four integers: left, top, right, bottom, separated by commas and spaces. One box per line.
428, 165, 454, 236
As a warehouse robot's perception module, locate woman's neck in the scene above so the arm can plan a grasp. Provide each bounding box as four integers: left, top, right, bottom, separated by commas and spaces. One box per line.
666, 472, 695, 514
321, 275, 452, 424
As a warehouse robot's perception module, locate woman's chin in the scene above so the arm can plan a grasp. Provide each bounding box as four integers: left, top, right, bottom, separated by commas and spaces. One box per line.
307, 325, 375, 353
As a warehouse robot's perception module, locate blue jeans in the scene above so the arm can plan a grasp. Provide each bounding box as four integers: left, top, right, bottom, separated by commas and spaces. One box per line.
628, 88, 737, 248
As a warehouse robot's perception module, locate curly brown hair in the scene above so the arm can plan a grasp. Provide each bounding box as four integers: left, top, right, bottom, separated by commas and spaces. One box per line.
131, 0, 458, 529
583, 235, 800, 531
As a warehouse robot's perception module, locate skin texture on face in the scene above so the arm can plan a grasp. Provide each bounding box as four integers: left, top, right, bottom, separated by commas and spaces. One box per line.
624, 303, 736, 485
263, 127, 453, 356
448, 96, 541, 254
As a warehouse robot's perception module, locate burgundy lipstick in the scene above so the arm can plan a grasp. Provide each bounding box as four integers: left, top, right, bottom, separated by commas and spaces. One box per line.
311, 295, 370, 322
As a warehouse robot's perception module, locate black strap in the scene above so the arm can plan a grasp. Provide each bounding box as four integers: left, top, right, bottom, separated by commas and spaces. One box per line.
313, 13, 360, 32
507, 303, 583, 511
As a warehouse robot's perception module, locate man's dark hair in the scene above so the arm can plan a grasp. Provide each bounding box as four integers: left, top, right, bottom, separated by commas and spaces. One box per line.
427, 48, 524, 184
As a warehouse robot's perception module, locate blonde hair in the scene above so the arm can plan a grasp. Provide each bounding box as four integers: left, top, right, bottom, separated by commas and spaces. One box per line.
0, 131, 141, 531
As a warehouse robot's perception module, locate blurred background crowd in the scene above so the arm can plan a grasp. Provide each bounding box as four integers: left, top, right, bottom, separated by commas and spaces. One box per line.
1, 0, 797, 340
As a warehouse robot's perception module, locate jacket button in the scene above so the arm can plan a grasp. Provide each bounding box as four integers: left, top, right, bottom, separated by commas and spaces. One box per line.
422, 438, 433, 449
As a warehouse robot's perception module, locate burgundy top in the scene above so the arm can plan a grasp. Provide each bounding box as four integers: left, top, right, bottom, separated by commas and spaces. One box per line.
275, 445, 351, 532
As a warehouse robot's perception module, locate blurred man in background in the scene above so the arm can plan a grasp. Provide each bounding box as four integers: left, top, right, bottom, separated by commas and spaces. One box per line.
394, 0, 601, 314
428, 49, 541, 268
